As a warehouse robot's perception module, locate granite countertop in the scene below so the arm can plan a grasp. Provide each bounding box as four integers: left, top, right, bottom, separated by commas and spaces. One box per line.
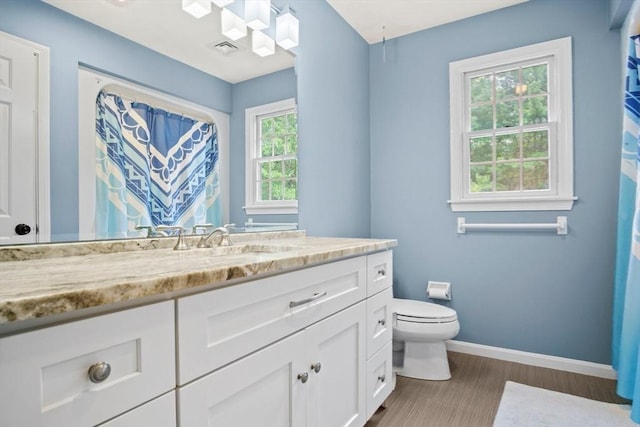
0, 231, 396, 330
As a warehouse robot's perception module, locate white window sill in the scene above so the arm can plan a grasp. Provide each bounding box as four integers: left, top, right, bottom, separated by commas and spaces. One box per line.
244, 204, 298, 215
449, 196, 577, 212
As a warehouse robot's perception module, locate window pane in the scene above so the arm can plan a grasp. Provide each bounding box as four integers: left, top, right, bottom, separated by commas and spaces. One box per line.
495, 100, 519, 128
284, 179, 297, 200
522, 64, 548, 95
261, 117, 275, 135
470, 165, 493, 192
271, 160, 283, 178
496, 162, 520, 191
260, 181, 270, 201
285, 113, 297, 133
272, 180, 284, 200
522, 96, 548, 125
496, 133, 520, 160
260, 162, 270, 179
470, 104, 493, 131
523, 160, 549, 190
285, 135, 297, 154
273, 115, 286, 133
522, 130, 549, 158
469, 136, 492, 162
470, 74, 493, 103
495, 69, 519, 101
284, 159, 297, 178
260, 138, 273, 157
271, 137, 284, 156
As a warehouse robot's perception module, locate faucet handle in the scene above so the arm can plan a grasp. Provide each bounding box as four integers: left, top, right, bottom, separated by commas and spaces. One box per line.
193, 224, 215, 234
156, 225, 190, 250
135, 225, 153, 237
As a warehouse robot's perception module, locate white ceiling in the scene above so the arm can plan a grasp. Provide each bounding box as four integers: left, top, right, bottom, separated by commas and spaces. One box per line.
326, 0, 529, 44
42, 0, 528, 83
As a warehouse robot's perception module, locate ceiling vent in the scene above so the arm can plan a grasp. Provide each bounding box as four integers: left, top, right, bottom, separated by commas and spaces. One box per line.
208, 40, 239, 55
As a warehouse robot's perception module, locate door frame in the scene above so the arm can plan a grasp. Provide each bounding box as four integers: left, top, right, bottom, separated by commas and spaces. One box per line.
1, 31, 50, 243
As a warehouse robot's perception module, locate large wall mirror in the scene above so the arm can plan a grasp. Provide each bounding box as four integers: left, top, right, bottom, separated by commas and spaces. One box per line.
0, 0, 297, 245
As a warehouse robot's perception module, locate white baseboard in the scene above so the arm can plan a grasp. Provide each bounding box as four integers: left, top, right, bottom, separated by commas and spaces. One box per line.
446, 340, 617, 380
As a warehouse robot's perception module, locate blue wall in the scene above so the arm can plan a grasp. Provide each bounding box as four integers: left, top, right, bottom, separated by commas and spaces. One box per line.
370, 0, 621, 364
290, 0, 372, 238
229, 68, 298, 226
0, 0, 232, 241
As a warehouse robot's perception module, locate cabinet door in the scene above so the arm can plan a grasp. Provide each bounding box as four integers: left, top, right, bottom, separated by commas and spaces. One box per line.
306, 302, 366, 427
178, 331, 307, 427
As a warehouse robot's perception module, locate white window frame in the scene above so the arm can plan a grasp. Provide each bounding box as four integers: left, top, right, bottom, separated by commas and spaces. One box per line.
448, 37, 576, 212
244, 98, 298, 215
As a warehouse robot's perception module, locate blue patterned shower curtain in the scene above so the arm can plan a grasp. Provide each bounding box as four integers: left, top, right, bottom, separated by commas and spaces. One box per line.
95, 90, 221, 239
613, 34, 640, 424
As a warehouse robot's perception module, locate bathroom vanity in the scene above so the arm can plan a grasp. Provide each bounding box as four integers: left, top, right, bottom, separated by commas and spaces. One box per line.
0, 232, 396, 426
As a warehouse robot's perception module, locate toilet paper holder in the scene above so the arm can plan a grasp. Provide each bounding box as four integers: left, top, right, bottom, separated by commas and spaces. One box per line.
427, 281, 451, 300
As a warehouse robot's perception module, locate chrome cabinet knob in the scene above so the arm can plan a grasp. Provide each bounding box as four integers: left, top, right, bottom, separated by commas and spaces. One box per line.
311, 362, 322, 373
378, 268, 386, 276
298, 372, 309, 383
378, 374, 386, 383
378, 318, 386, 326
88, 361, 111, 383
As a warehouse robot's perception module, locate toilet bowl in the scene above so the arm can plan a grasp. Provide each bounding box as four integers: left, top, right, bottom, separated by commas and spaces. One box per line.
392, 298, 460, 381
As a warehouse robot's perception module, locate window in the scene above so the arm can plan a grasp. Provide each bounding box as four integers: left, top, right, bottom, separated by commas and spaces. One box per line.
449, 37, 575, 211
245, 98, 298, 214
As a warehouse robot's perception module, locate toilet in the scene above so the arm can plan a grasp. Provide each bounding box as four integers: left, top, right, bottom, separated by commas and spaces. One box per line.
392, 298, 460, 381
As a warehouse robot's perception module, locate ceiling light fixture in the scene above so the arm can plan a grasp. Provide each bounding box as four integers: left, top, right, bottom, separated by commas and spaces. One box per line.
211, 0, 235, 7
275, 6, 298, 49
221, 8, 247, 41
252, 30, 275, 57
182, 0, 211, 18
244, 0, 271, 30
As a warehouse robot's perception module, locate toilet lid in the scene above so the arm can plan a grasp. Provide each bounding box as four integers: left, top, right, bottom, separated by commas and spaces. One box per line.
393, 298, 458, 323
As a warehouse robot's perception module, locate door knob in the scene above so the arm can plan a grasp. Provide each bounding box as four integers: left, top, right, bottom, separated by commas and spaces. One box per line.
15, 224, 31, 235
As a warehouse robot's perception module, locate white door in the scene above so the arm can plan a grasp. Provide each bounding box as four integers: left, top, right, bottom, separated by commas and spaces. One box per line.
0, 32, 47, 244
178, 331, 307, 427
306, 302, 367, 427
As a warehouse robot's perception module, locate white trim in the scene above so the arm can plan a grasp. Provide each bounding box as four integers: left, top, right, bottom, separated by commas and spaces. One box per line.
244, 98, 298, 215
0, 31, 51, 243
446, 340, 617, 380
449, 37, 574, 212
77, 67, 230, 241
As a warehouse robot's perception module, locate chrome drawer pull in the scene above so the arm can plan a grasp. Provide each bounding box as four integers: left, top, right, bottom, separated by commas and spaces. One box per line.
298, 372, 309, 383
88, 361, 111, 383
289, 291, 327, 308
378, 318, 386, 326
377, 268, 386, 276
378, 374, 386, 383
311, 362, 322, 373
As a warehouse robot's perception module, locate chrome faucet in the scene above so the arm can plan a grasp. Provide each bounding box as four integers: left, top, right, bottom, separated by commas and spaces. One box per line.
198, 223, 235, 248
156, 225, 190, 250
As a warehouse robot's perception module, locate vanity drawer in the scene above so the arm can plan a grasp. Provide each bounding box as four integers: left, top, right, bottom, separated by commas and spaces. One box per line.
98, 391, 176, 427
367, 251, 393, 296
366, 287, 393, 359
366, 341, 393, 420
0, 301, 175, 427
177, 256, 367, 384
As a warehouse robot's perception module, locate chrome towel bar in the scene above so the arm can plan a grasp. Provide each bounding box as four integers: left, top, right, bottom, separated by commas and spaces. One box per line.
457, 216, 568, 235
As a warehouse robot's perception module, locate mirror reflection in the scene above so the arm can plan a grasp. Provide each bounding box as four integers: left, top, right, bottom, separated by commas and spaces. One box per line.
0, 0, 298, 245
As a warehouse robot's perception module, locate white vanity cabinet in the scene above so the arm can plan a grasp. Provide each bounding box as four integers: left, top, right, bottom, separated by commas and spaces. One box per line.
176, 250, 393, 427
178, 302, 366, 427
0, 301, 176, 427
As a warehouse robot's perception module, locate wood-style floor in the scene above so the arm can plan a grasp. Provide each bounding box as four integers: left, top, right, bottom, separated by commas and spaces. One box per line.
365, 351, 629, 427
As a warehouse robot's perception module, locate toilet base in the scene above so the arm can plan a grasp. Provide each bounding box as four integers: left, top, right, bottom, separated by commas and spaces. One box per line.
396, 340, 451, 381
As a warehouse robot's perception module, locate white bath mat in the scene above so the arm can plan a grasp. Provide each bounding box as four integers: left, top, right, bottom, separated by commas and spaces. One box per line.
493, 381, 635, 427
